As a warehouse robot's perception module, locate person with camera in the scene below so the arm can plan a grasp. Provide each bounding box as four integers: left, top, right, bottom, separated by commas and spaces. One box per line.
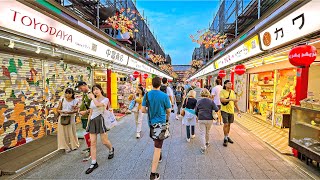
57, 88, 79, 153
142, 77, 171, 180
220, 80, 241, 147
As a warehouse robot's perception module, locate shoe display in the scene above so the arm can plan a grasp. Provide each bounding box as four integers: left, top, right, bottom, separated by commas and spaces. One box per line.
150, 173, 160, 180
191, 135, 195, 139
223, 139, 228, 147
85, 163, 98, 174
186, 138, 191, 142
108, 147, 114, 159
227, 137, 234, 144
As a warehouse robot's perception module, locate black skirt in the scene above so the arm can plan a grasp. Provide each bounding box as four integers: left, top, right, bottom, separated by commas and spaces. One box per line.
87, 115, 108, 134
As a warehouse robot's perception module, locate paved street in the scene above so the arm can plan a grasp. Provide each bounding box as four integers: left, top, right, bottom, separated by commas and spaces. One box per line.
22, 114, 307, 179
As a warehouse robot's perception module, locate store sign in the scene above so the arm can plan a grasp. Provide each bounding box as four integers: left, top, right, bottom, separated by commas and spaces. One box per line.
215, 35, 261, 69
259, 1, 320, 50
0, 1, 130, 65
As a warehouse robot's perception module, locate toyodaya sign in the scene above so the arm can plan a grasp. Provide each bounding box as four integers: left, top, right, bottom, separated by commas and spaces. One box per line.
259, 1, 320, 50
215, 35, 261, 69
0, 0, 130, 65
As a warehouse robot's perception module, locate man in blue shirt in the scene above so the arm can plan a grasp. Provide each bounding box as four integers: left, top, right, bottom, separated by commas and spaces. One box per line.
142, 77, 171, 180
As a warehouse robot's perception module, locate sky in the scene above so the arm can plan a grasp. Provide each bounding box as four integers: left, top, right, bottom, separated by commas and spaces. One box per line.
136, 0, 220, 65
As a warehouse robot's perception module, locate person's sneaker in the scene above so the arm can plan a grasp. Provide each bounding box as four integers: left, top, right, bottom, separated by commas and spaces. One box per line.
150, 172, 160, 180
85, 162, 98, 174
82, 156, 91, 162
186, 138, 191, 142
136, 132, 141, 139
159, 153, 162, 163
223, 139, 228, 147
206, 142, 210, 147
200, 147, 206, 154
191, 135, 195, 139
176, 116, 179, 120
227, 137, 234, 144
108, 147, 114, 159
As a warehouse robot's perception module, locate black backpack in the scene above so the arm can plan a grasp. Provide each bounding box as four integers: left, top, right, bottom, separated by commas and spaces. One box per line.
175, 91, 182, 103
160, 85, 167, 94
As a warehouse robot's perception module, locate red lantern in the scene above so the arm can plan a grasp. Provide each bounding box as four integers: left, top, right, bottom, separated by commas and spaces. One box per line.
289, 45, 317, 67
218, 70, 226, 78
133, 71, 140, 78
234, 64, 246, 75
143, 73, 148, 79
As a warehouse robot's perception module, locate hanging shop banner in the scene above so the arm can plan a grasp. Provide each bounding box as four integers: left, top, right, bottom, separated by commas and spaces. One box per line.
127, 57, 151, 73
111, 73, 118, 109
215, 35, 261, 69
0, 0, 129, 66
259, 1, 320, 50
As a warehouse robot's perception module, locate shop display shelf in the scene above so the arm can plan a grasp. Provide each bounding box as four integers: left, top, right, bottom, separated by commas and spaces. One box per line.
296, 121, 320, 131
289, 140, 320, 162
258, 84, 274, 86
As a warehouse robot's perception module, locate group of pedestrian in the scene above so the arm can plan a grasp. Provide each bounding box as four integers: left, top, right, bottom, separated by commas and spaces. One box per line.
57, 82, 114, 175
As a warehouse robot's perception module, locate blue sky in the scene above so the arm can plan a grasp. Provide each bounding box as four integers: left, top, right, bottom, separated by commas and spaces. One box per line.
136, 0, 220, 65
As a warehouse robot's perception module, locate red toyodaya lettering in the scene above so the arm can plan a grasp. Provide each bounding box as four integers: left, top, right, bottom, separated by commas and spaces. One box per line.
62, 32, 68, 40
40, 24, 49, 33
56, 30, 62, 39
49, 27, 56, 35
21, 16, 32, 26
10, 9, 20, 22
67, 35, 72, 42
33, 17, 41, 30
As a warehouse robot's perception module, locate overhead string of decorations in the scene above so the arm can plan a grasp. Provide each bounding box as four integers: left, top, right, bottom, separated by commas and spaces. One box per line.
190, 29, 227, 51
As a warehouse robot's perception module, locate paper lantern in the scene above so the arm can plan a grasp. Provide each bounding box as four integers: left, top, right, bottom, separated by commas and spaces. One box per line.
234, 64, 246, 75
289, 45, 317, 67
133, 71, 140, 78
143, 73, 148, 79
218, 70, 226, 78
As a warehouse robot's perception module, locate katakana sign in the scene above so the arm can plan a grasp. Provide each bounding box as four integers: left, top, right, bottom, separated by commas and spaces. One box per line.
259, 1, 320, 50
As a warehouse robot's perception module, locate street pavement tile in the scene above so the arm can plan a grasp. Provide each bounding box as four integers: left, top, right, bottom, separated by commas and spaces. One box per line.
20, 114, 306, 179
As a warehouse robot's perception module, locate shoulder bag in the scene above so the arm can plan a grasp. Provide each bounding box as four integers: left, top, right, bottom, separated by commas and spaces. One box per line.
60, 98, 71, 126
146, 92, 170, 140
180, 98, 188, 117
221, 91, 231, 106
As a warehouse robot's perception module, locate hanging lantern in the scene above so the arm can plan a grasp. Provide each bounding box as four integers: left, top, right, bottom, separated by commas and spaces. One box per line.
289, 45, 317, 67
133, 71, 140, 78
143, 73, 148, 79
234, 64, 246, 75
218, 70, 226, 78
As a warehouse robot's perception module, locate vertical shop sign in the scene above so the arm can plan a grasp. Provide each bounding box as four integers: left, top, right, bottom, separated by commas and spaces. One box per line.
111, 73, 118, 109
259, 1, 320, 50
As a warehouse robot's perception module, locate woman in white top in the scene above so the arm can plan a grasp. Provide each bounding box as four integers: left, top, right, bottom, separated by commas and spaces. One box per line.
85, 84, 114, 174
57, 88, 80, 153
211, 79, 223, 125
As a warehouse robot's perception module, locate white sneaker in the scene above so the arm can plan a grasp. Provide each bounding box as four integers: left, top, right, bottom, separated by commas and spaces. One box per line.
136, 132, 141, 139
186, 138, 191, 142
191, 135, 195, 139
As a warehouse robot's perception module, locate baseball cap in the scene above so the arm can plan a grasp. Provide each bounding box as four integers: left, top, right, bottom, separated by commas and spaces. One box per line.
76, 81, 87, 88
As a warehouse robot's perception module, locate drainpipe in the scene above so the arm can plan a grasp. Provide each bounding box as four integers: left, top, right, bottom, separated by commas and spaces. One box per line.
96, 0, 100, 28
258, 0, 261, 19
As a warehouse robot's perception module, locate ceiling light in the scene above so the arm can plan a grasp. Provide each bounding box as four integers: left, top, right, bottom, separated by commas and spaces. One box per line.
35, 47, 41, 54
8, 40, 14, 48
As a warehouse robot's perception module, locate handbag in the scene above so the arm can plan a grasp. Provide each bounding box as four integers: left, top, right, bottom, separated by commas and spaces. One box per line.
180, 98, 189, 117
60, 98, 71, 125
221, 91, 231, 106
103, 100, 118, 130
146, 92, 170, 140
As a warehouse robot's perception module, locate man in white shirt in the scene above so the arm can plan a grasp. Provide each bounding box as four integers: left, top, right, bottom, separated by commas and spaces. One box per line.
211, 79, 223, 125
160, 78, 174, 112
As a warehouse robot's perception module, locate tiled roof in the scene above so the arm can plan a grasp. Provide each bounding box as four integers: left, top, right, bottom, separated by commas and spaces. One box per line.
172, 65, 191, 71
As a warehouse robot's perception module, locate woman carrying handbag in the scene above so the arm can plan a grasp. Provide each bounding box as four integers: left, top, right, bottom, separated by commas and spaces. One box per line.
57, 88, 80, 153
181, 90, 197, 142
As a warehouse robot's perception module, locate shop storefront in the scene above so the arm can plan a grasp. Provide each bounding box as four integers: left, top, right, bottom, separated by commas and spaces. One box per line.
0, 0, 172, 153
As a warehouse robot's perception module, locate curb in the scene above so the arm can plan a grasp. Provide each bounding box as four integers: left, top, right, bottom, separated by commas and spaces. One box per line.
7, 149, 63, 180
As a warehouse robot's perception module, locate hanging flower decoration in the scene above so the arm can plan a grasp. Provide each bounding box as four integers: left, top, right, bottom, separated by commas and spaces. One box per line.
150, 54, 166, 64
171, 72, 178, 79
190, 29, 227, 51
191, 60, 203, 69
106, 8, 141, 37
159, 64, 173, 74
